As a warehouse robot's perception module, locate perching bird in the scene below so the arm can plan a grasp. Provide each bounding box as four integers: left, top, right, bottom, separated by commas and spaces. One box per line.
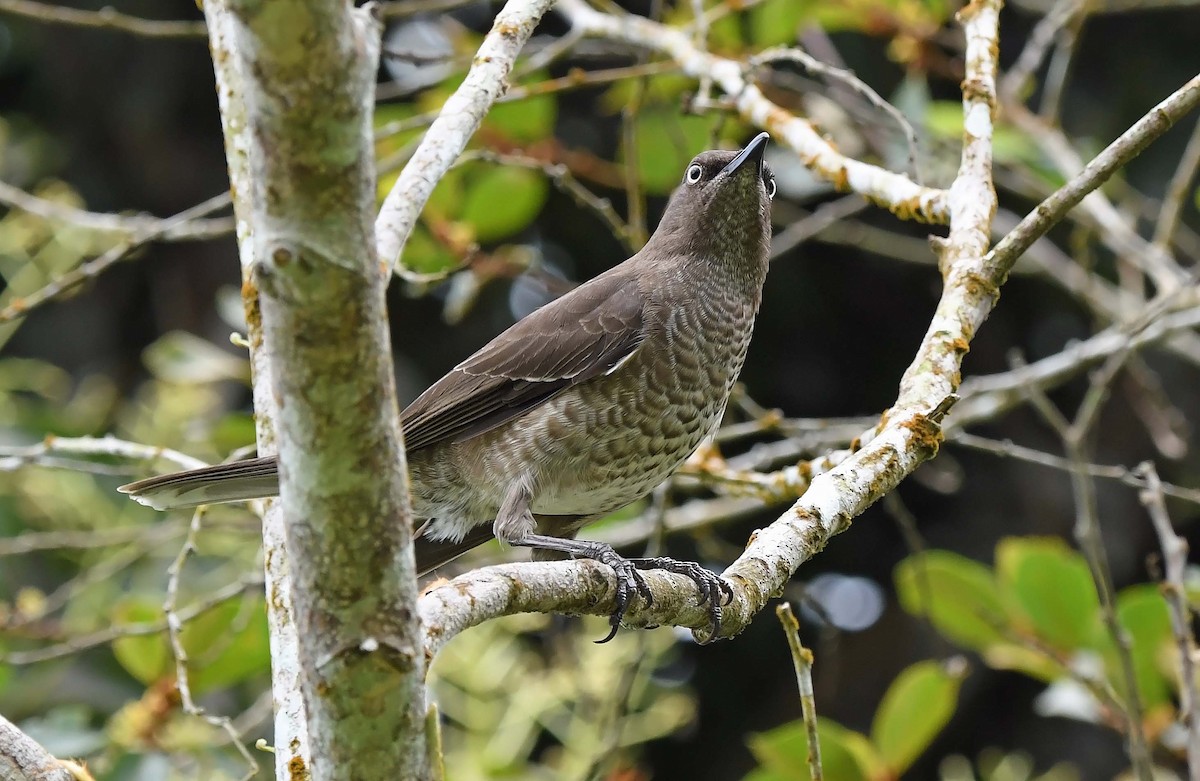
121, 132, 776, 641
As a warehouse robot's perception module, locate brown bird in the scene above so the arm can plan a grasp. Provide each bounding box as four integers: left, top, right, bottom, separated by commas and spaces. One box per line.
121, 132, 775, 641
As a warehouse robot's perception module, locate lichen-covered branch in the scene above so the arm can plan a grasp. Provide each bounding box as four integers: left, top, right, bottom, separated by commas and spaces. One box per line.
0, 713, 84, 781
556, 0, 949, 223
375, 0, 557, 276
418, 0, 1002, 652
204, 1, 430, 778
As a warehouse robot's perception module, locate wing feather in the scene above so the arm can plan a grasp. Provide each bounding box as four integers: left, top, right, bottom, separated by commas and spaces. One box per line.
400, 269, 646, 453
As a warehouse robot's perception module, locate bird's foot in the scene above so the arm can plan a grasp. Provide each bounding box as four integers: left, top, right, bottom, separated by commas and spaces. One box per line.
583, 544, 656, 643
630, 557, 733, 640
505, 529, 731, 643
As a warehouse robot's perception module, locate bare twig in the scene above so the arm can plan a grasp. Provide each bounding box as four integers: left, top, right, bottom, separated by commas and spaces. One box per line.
0, 0, 205, 38
1003, 101, 1190, 293
0, 181, 231, 241
0, 714, 82, 781
999, 0, 1085, 101
0, 434, 208, 474
376, 0, 558, 277
750, 46, 922, 182
1135, 462, 1200, 779
770, 195, 870, 259
1013, 350, 1154, 781
1, 574, 263, 665
461, 149, 637, 253
1151, 116, 1200, 252
950, 433, 1200, 505
777, 603, 823, 781
0, 193, 235, 324
986, 77, 1200, 282
557, 0, 950, 223
163, 508, 259, 781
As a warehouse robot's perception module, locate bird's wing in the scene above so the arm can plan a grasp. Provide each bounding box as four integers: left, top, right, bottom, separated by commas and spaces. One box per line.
401, 269, 647, 453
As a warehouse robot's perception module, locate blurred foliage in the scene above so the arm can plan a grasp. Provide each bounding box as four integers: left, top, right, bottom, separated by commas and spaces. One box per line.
896, 540, 1188, 756
1, 0, 1198, 778
744, 658, 966, 780
431, 613, 695, 780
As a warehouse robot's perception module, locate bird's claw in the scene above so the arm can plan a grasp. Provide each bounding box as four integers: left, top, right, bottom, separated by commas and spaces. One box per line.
631, 557, 732, 641
591, 549, 654, 643
589, 550, 732, 643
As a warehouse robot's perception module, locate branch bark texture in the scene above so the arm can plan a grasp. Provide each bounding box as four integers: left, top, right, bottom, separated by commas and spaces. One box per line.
204, 1, 430, 778
375, 0, 557, 274
557, 0, 950, 223
0, 714, 78, 781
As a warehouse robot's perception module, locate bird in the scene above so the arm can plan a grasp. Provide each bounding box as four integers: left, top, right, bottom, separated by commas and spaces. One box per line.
120, 132, 776, 642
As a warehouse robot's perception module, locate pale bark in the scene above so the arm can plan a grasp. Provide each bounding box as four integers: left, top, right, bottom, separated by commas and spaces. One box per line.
0, 714, 79, 781
204, 1, 430, 779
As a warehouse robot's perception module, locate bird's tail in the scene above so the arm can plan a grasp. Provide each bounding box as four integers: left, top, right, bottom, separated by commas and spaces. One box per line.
122, 456, 498, 576
413, 523, 497, 576
118, 456, 280, 510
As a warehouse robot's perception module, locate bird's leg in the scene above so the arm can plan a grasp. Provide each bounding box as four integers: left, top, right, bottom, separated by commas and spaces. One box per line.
494, 480, 730, 643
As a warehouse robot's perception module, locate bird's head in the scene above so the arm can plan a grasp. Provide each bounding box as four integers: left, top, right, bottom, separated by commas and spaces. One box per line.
646, 132, 775, 274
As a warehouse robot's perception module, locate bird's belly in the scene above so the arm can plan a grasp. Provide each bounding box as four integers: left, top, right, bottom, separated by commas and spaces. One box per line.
409, 318, 749, 537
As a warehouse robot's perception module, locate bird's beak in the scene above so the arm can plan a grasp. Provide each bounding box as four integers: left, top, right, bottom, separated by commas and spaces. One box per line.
720, 132, 769, 177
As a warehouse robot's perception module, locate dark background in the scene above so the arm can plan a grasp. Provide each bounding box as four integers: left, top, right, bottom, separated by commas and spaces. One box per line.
2, 1, 1199, 778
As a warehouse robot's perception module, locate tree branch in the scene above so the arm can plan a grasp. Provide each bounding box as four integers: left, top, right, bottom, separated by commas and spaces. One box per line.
0, 714, 84, 781
375, 0, 558, 276
556, 0, 950, 223
419, 0, 1004, 653
205, 0, 430, 778
0, 0, 206, 39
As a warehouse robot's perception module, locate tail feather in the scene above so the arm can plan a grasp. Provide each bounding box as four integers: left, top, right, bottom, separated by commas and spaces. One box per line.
122, 457, 500, 577
118, 456, 279, 510
414, 523, 497, 576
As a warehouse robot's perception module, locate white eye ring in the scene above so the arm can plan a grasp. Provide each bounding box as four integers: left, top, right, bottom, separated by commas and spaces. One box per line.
685, 164, 703, 185
766, 177, 777, 200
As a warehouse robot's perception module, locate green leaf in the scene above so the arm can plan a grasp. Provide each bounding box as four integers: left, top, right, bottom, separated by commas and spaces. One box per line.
748, 0, 805, 46
996, 537, 1099, 650
111, 599, 171, 685
747, 718, 873, 781
142, 331, 249, 385
895, 550, 1011, 650
484, 86, 556, 142
460, 166, 549, 243
400, 224, 460, 275
182, 597, 270, 695
982, 642, 1064, 683
871, 659, 965, 774
626, 109, 722, 195
1113, 584, 1173, 707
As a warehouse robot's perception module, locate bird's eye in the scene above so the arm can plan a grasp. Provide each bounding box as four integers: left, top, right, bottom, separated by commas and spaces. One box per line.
685, 164, 704, 185
765, 176, 777, 200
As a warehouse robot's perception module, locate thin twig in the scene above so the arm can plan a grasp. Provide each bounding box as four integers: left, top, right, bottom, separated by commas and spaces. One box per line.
1151, 116, 1200, 252
460, 149, 637, 254
1014, 351, 1154, 781
777, 603, 823, 781
1135, 462, 1200, 780
0, 193, 235, 323
986, 77, 1200, 282
163, 507, 260, 781
0, 181, 231, 241
999, 0, 1085, 101
0, 0, 206, 38
750, 46, 922, 182
1, 574, 263, 664
949, 432, 1200, 505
